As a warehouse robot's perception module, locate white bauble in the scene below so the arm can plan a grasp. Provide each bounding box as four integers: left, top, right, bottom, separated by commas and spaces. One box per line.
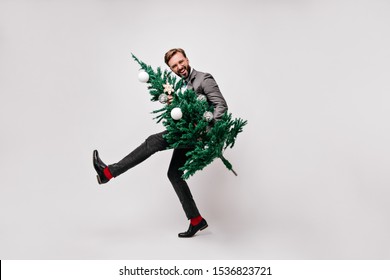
138, 70, 149, 83
203, 111, 214, 122
171, 107, 183, 120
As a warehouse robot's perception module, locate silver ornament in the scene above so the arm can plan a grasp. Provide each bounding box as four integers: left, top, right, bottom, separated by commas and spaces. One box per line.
203, 111, 214, 122
158, 93, 168, 104
197, 94, 207, 102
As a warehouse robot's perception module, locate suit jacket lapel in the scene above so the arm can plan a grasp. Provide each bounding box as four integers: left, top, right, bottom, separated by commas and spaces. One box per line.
186, 69, 197, 91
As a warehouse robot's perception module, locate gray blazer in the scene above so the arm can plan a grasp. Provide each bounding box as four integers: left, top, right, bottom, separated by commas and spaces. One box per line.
186, 69, 228, 123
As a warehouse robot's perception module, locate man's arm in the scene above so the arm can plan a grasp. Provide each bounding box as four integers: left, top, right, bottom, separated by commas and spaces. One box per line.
201, 73, 228, 123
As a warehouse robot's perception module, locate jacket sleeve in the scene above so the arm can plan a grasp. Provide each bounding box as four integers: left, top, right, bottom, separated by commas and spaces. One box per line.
201, 73, 228, 123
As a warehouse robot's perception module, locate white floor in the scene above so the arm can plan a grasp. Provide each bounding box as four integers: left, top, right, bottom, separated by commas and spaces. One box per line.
1, 151, 389, 260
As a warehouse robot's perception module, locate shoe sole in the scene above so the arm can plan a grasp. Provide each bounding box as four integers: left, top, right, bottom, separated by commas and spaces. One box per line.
96, 175, 102, 185
93, 151, 103, 185
200, 224, 208, 231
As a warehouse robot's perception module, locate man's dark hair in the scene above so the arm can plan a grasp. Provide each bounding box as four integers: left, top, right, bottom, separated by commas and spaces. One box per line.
164, 48, 187, 66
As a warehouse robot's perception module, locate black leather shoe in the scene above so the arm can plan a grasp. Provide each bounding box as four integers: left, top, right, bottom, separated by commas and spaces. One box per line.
178, 219, 208, 238
93, 150, 109, 184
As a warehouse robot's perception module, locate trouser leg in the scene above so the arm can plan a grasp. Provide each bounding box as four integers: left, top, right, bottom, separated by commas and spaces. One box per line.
108, 131, 168, 177
168, 148, 201, 220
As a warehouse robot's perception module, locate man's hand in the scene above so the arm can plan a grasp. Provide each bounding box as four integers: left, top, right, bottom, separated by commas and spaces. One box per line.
167, 94, 173, 105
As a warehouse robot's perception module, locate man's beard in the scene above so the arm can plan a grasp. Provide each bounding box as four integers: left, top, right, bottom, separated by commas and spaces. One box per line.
180, 66, 191, 78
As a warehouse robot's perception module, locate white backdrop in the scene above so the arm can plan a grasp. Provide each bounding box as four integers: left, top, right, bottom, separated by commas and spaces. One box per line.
1, 0, 389, 259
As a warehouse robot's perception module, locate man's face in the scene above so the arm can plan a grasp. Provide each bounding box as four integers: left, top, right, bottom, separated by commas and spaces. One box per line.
168, 52, 190, 78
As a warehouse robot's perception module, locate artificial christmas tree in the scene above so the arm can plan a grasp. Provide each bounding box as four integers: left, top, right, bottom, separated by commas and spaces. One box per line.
132, 54, 247, 179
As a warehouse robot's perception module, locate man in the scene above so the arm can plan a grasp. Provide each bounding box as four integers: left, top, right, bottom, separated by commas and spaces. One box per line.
93, 48, 228, 237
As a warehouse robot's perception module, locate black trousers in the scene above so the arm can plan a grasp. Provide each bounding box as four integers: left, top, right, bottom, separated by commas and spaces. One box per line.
108, 131, 201, 220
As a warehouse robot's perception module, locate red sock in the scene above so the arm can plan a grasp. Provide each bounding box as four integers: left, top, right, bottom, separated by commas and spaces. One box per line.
103, 167, 113, 180
190, 215, 203, 226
